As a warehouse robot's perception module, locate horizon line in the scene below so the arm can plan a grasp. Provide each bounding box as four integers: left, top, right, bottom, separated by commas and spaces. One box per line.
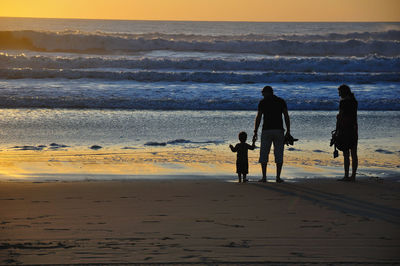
1, 16, 399, 23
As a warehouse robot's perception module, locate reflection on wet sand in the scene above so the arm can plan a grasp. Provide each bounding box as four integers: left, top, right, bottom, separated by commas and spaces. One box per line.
0, 144, 398, 181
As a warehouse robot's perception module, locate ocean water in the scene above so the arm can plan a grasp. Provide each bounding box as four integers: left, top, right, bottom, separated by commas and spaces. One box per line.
0, 18, 399, 179
0, 18, 399, 110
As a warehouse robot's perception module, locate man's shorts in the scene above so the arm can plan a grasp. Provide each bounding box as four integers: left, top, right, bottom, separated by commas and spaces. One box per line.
259, 129, 284, 164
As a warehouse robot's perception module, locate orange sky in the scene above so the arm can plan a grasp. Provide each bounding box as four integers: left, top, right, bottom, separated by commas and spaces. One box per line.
1, 0, 399, 22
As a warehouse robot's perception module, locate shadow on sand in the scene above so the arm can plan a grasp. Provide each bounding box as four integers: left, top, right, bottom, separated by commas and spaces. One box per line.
252, 181, 400, 224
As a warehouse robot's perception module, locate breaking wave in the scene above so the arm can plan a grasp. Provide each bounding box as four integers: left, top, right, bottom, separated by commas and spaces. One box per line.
0, 93, 398, 110
1, 68, 399, 83
1, 30, 400, 56
1, 53, 399, 73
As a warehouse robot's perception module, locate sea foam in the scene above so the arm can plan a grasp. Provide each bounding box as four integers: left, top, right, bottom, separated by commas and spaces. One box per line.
1, 30, 400, 56
1, 53, 399, 73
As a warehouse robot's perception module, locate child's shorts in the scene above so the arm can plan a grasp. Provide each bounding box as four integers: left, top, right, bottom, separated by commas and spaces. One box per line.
236, 162, 249, 174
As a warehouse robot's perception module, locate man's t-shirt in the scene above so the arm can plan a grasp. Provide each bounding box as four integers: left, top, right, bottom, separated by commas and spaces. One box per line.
258, 95, 287, 130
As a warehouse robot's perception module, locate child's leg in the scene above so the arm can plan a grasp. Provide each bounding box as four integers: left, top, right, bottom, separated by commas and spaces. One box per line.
243, 174, 248, 182
238, 173, 242, 183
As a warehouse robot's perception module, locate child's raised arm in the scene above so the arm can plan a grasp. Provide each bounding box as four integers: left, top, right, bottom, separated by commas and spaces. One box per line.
229, 144, 238, 152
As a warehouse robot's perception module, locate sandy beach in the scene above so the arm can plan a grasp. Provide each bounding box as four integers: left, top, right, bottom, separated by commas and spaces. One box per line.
1, 17, 399, 265
1, 178, 399, 265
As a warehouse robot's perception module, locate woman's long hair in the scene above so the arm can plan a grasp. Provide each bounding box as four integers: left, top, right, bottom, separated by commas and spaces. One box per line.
338, 84, 355, 99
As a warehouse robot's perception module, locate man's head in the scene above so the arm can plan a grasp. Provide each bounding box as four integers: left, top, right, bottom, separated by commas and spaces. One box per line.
262, 86, 273, 98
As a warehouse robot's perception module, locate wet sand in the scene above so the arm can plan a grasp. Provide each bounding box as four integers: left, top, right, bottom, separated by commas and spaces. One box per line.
1, 147, 399, 182
1, 178, 399, 265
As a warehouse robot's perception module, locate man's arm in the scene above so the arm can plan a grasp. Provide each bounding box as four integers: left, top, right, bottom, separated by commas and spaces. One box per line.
283, 108, 290, 135
253, 110, 262, 141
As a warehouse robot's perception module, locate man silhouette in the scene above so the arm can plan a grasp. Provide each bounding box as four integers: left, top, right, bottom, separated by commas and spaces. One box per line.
253, 86, 290, 183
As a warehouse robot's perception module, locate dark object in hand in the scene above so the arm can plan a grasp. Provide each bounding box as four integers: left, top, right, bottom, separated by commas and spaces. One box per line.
331, 130, 340, 158
284, 134, 298, 146
333, 149, 339, 158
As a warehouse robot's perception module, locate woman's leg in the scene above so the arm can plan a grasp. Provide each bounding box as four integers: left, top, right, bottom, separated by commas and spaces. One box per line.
350, 144, 358, 180
343, 149, 350, 178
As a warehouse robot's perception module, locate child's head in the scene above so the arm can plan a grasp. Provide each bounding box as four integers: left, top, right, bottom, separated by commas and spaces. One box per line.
238, 131, 247, 143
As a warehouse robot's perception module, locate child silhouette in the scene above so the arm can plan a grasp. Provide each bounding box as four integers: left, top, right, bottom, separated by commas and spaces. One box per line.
229, 131, 256, 183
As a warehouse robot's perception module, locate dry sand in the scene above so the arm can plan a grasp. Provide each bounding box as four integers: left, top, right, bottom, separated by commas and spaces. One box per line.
1, 178, 399, 265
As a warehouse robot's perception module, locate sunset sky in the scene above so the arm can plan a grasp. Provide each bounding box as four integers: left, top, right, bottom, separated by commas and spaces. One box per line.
0, 0, 399, 22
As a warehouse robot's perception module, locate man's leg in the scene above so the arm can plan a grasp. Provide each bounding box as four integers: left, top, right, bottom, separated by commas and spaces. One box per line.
273, 130, 285, 183
259, 163, 267, 182
276, 162, 283, 181
259, 130, 272, 182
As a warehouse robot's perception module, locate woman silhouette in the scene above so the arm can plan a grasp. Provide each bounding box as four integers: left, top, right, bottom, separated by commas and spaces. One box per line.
336, 84, 358, 181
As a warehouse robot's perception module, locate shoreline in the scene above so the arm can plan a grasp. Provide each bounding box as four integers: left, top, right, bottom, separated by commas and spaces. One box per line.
1, 179, 399, 264
0, 147, 399, 182
0, 174, 398, 184
0, 173, 399, 183
0, 109, 399, 183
